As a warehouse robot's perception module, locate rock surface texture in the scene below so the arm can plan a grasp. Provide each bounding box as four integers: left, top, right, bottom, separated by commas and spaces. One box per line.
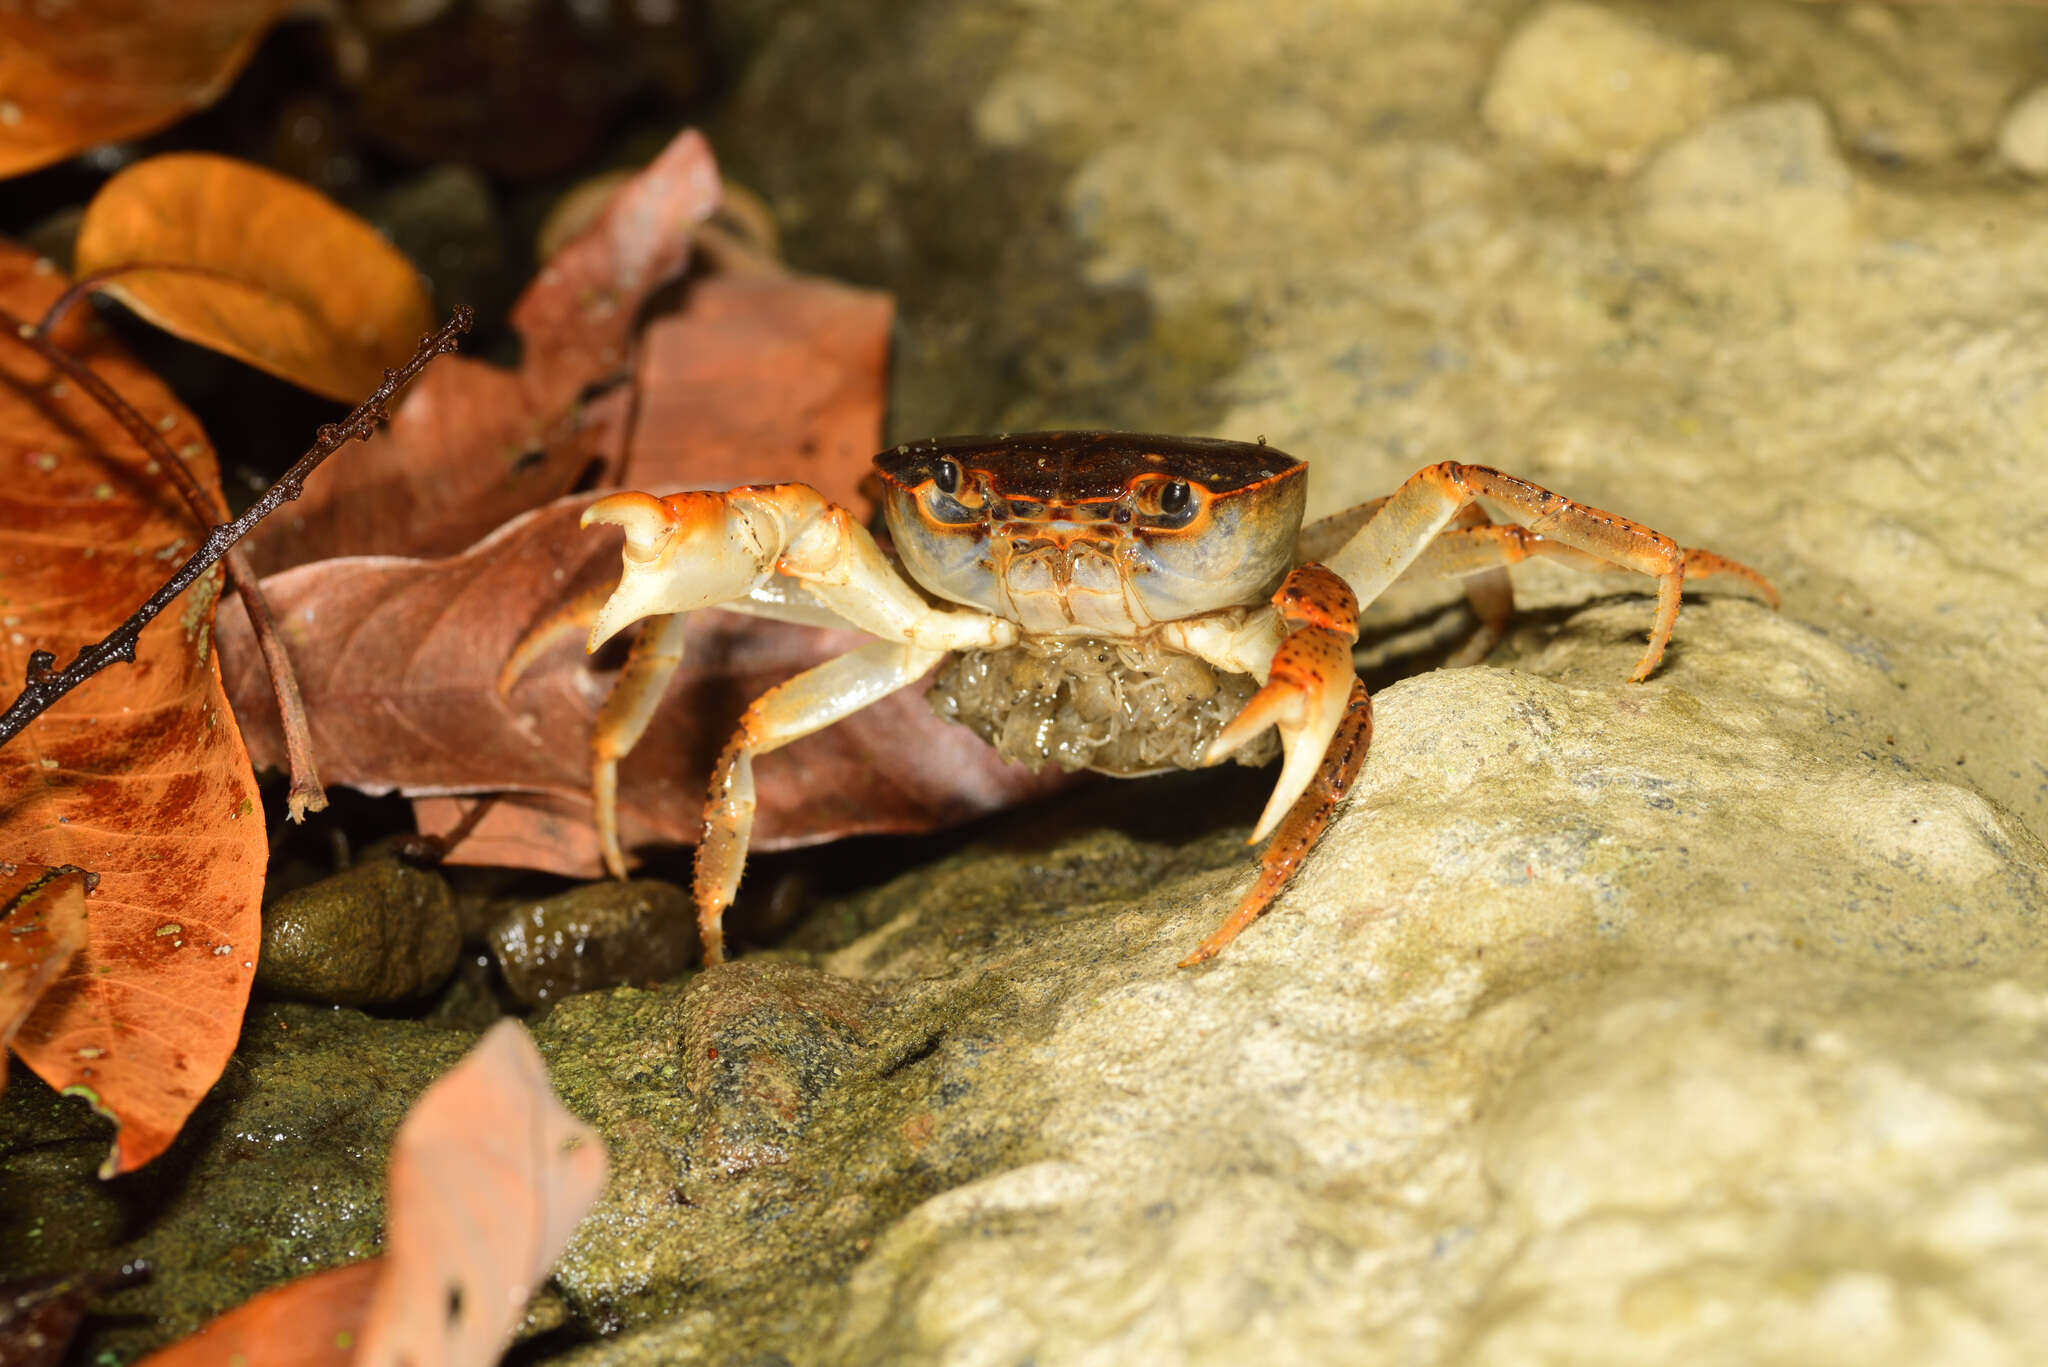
7, 2, 2048, 1364
709, 2, 2048, 1361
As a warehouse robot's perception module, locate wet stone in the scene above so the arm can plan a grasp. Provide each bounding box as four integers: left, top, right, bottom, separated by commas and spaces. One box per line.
486, 879, 700, 1007
257, 857, 459, 1006
682, 961, 882, 1177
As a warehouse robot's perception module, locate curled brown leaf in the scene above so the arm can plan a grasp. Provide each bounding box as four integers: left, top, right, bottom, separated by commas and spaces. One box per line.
242, 127, 723, 575
137, 1021, 604, 1367
357, 1020, 606, 1367
73, 154, 435, 402
0, 1, 291, 179
0, 862, 91, 1088
621, 271, 894, 514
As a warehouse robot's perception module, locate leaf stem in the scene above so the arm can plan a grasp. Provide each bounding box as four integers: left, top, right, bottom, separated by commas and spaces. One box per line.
0, 306, 474, 748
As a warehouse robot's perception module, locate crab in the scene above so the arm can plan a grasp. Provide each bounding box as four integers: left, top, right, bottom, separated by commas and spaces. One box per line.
579, 432, 1777, 967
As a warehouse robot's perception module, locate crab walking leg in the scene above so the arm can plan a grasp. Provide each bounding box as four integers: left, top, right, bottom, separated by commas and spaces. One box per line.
580, 484, 1008, 897
1324, 464, 1704, 682
1403, 523, 1782, 609
1205, 563, 1363, 843
1301, 498, 1516, 669
586, 612, 691, 877
1439, 505, 1517, 669
1181, 679, 1372, 968
695, 639, 948, 965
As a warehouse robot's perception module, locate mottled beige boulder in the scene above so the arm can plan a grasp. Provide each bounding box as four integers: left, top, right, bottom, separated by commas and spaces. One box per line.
689, 2, 2048, 1359
1634, 98, 1855, 255
799, 607, 2048, 1365
1483, 2, 1742, 174
1998, 83, 2048, 177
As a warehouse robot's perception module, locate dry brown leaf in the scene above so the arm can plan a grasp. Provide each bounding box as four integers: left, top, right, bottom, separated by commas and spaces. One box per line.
509, 127, 723, 417
242, 128, 721, 575
218, 497, 1067, 878
73, 154, 435, 402
621, 271, 894, 513
0, 242, 265, 1176
0, 863, 91, 1089
131, 1260, 381, 1367
137, 1021, 603, 1367
356, 1020, 606, 1367
0, 1, 291, 179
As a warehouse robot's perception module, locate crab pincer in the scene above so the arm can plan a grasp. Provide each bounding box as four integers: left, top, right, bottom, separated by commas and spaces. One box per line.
1183, 563, 1372, 966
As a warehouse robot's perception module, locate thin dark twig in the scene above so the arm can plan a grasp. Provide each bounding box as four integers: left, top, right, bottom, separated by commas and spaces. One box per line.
1, 302, 332, 815
0, 306, 474, 747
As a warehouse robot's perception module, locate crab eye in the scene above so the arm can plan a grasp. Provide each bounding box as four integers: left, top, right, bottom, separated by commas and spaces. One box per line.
1140, 476, 1201, 530
919, 461, 982, 525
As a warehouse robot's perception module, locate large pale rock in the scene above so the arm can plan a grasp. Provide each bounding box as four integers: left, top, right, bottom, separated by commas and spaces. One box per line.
697, 1, 2048, 1360
1482, 2, 1742, 174
797, 608, 2048, 1365
1634, 98, 1855, 255
1997, 83, 2048, 176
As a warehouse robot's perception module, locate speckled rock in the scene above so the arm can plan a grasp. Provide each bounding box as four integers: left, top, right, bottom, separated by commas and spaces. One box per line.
1634, 98, 1854, 255
705, 1, 2048, 1361
258, 857, 459, 1005
486, 879, 700, 1006
1482, 2, 1742, 174
1998, 84, 2048, 177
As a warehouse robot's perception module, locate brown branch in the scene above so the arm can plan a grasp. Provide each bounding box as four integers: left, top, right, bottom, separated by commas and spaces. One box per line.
0, 306, 475, 747
1, 302, 332, 817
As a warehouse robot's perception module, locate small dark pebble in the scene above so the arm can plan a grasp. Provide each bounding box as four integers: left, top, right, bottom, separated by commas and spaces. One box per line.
258, 858, 459, 1006
486, 879, 699, 1006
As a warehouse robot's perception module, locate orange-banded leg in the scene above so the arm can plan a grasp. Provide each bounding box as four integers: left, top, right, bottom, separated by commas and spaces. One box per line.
1438, 505, 1517, 669
1323, 463, 1772, 682
1406, 523, 1781, 600
1403, 520, 1780, 668
1301, 498, 1516, 670
1181, 679, 1370, 967
695, 640, 947, 964
1185, 562, 1367, 965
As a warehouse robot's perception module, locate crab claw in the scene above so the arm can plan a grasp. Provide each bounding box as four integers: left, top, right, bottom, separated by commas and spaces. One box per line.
1206, 628, 1357, 842
1203, 562, 1362, 843
581, 490, 778, 651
